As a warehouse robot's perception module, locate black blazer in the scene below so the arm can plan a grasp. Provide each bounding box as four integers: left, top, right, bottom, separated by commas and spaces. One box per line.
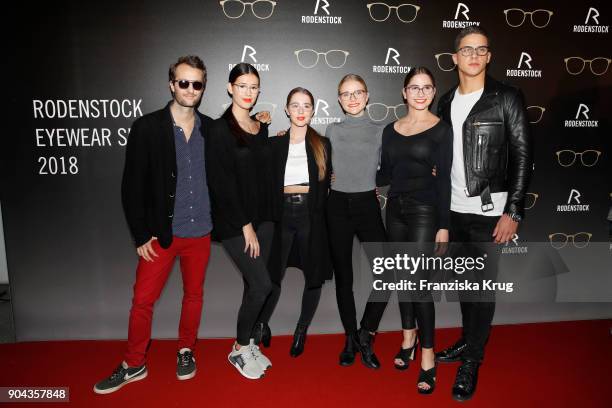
268, 131, 333, 288
206, 117, 277, 241
121, 102, 213, 248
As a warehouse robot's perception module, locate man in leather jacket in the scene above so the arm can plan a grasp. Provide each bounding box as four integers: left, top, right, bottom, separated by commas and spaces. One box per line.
435, 27, 532, 401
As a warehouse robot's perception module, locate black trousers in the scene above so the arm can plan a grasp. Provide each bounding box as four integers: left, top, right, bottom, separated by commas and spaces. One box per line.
327, 189, 387, 334
258, 194, 322, 328
450, 211, 500, 362
360, 195, 436, 349
222, 221, 274, 346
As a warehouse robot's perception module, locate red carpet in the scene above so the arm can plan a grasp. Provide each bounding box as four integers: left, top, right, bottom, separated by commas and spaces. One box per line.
1, 320, 611, 407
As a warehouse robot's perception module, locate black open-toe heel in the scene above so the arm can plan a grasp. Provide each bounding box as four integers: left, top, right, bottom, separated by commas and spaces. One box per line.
417, 365, 437, 395
394, 342, 417, 371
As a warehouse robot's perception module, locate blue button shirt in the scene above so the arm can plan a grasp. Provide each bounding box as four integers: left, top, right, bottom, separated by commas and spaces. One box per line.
171, 114, 212, 237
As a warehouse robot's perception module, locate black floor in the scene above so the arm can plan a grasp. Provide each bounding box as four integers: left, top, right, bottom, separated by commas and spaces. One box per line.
0, 284, 15, 343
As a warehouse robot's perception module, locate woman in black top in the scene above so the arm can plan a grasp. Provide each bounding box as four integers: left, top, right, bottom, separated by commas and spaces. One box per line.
256, 87, 332, 357
207, 63, 278, 380
363, 67, 452, 394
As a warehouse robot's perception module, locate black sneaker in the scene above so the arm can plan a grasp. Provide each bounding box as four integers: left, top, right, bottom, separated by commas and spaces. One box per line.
177, 348, 197, 380
93, 362, 147, 394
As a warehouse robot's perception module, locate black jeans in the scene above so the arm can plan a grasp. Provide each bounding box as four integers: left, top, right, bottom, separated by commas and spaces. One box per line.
450, 211, 500, 362
222, 221, 274, 346
327, 189, 387, 334
258, 194, 322, 328
360, 195, 436, 349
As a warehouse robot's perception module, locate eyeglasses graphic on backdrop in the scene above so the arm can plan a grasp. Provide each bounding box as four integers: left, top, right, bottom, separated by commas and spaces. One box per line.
366, 3, 421, 23
555, 150, 601, 167
294, 49, 350, 69
563, 57, 611, 76
503, 9, 553, 28
219, 0, 276, 19
525, 192, 539, 210
366, 103, 407, 122
434, 53, 456, 72
222, 101, 277, 116
526, 106, 546, 124
548, 232, 592, 249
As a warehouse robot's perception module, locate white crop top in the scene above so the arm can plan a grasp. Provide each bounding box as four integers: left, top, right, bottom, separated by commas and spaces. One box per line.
284, 140, 309, 186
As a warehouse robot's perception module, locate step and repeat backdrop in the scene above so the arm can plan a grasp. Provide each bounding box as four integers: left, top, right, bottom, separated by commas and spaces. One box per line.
3, 0, 611, 340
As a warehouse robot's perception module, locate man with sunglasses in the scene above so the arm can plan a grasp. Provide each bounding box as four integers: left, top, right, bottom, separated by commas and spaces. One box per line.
94, 55, 214, 394
436, 27, 531, 401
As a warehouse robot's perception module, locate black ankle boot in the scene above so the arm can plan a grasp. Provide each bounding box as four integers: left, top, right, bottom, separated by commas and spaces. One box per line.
290, 324, 308, 357
452, 360, 480, 401
252, 322, 272, 348
356, 328, 380, 369
339, 331, 358, 366
435, 338, 467, 363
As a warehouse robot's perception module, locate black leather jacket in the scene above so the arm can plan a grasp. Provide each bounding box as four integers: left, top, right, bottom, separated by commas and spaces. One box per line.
437, 75, 532, 217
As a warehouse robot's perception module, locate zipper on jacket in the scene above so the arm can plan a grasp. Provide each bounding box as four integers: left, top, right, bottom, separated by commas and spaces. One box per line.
474, 121, 502, 126
475, 134, 483, 170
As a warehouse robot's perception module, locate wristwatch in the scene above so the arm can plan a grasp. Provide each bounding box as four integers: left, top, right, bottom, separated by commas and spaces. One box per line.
506, 212, 522, 223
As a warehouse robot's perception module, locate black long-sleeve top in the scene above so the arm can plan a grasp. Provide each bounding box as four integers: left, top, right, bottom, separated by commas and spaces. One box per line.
206, 117, 278, 240
377, 120, 453, 229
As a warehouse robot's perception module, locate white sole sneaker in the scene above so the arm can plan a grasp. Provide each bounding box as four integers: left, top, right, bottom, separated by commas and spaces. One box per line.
177, 368, 197, 381
227, 353, 265, 380
93, 369, 148, 395
249, 340, 272, 370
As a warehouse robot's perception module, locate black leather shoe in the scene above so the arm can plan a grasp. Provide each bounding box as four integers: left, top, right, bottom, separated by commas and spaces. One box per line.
435, 339, 467, 363
252, 322, 272, 348
339, 332, 358, 366
290, 324, 308, 357
452, 360, 480, 402
356, 328, 380, 369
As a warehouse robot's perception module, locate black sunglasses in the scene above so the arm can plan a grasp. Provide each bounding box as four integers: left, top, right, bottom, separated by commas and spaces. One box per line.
173, 79, 204, 91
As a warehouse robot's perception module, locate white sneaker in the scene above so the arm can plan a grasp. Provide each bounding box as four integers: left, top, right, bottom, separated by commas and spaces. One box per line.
228, 344, 265, 379
249, 338, 272, 370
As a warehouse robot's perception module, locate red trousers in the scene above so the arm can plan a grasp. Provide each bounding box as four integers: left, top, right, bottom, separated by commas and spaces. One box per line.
124, 235, 211, 367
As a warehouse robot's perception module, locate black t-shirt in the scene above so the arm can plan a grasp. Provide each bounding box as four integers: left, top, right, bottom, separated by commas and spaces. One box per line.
377, 120, 453, 229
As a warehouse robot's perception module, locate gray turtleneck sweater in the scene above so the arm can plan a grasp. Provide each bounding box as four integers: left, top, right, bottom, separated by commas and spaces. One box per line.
324, 114, 384, 193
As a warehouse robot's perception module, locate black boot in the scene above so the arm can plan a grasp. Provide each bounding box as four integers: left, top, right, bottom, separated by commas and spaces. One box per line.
356, 328, 380, 369
290, 324, 308, 357
435, 338, 467, 363
452, 360, 480, 401
339, 332, 358, 366
252, 322, 272, 348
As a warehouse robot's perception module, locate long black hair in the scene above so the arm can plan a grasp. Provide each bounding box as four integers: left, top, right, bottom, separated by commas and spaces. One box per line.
222, 63, 261, 145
